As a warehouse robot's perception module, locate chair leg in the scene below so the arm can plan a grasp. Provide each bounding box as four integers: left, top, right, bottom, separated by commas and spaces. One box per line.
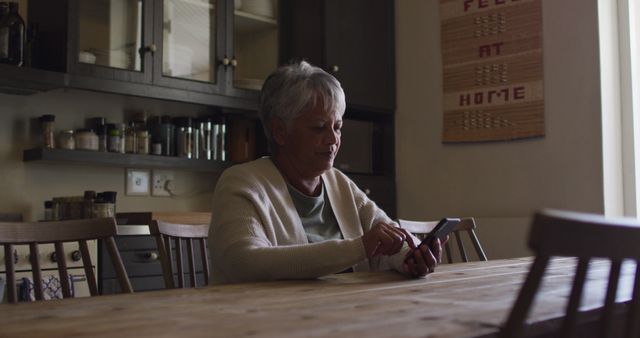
79, 240, 98, 296
444, 241, 453, 264
600, 259, 621, 338
105, 237, 133, 293
187, 238, 196, 287
454, 232, 469, 262
468, 229, 488, 261
625, 260, 640, 338
199, 239, 209, 286
54, 242, 72, 298
29, 243, 44, 301
560, 258, 590, 338
175, 237, 184, 288
5, 244, 17, 303
155, 234, 175, 289
500, 255, 550, 338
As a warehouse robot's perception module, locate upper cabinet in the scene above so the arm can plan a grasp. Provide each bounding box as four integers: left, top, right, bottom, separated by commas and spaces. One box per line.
27, 0, 279, 107
280, 0, 395, 112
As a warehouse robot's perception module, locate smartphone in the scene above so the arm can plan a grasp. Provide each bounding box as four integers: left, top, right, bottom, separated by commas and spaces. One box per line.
416, 218, 460, 250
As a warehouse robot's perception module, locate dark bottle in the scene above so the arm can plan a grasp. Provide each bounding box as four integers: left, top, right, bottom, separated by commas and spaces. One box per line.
0, 2, 25, 66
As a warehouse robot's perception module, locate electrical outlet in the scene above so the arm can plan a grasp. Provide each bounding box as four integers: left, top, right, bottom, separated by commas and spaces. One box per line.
125, 169, 150, 196
152, 170, 174, 197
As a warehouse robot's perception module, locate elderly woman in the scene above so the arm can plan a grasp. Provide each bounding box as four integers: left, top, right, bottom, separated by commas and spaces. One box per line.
208, 61, 442, 284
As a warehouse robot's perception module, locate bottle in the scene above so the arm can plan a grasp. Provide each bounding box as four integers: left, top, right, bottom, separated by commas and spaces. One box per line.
125, 121, 137, 154
39, 114, 55, 149
199, 117, 213, 160
161, 115, 175, 156
134, 111, 149, 155
148, 116, 163, 155
83, 190, 95, 219
43, 200, 53, 221
0, 3, 9, 62
174, 117, 193, 158
91, 117, 108, 152
0, 1, 25, 66
58, 130, 75, 150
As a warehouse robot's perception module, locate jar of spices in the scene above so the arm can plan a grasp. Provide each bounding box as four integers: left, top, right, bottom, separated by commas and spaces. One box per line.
39, 114, 55, 149
125, 121, 137, 154
58, 130, 75, 150
75, 128, 99, 151
107, 123, 122, 153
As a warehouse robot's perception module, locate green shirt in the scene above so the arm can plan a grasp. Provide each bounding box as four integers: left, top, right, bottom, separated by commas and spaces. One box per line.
287, 181, 343, 243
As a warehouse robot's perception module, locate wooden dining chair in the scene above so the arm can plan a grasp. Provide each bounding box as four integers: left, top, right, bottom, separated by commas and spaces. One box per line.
0, 218, 132, 303
149, 220, 210, 289
398, 217, 487, 263
501, 209, 640, 338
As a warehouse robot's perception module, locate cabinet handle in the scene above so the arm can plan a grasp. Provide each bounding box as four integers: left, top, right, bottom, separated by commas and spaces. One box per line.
222, 57, 230, 66
71, 250, 82, 262
140, 44, 157, 55
13, 249, 18, 265
231, 58, 238, 67
143, 252, 159, 261
49, 252, 57, 263
331, 65, 340, 73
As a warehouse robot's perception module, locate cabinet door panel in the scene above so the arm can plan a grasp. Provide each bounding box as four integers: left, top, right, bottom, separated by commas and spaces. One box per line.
324, 0, 395, 111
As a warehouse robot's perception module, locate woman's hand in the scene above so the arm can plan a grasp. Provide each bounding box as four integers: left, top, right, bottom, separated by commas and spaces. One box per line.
403, 236, 447, 277
361, 223, 412, 258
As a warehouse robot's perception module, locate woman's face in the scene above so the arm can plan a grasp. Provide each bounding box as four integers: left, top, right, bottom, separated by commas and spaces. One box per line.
274, 101, 343, 178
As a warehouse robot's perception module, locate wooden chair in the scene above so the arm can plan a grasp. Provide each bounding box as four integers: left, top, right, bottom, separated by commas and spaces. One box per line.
398, 217, 487, 263
501, 209, 640, 338
149, 220, 210, 289
0, 218, 132, 303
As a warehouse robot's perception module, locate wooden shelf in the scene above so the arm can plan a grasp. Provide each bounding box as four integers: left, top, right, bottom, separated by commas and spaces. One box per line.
234, 10, 278, 34
23, 148, 235, 172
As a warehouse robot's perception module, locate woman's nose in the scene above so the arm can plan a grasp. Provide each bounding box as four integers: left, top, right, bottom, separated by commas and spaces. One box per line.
324, 129, 339, 144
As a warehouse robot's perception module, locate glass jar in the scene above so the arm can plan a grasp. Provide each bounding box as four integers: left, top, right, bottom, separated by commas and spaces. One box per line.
58, 130, 75, 150
0, 1, 25, 66
107, 123, 122, 153
174, 117, 193, 158
125, 121, 137, 154
39, 114, 55, 149
75, 128, 99, 151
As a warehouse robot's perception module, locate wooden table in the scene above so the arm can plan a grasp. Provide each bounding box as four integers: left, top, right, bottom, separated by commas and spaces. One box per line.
0, 257, 636, 338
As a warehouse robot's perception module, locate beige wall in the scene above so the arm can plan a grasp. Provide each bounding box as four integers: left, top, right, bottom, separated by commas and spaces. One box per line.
0, 89, 219, 221
395, 0, 604, 258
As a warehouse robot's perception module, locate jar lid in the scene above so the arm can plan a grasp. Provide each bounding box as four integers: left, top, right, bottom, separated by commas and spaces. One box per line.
40, 114, 55, 122
44, 200, 53, 208
76, 128, 94, 133
101, 191, 117, 203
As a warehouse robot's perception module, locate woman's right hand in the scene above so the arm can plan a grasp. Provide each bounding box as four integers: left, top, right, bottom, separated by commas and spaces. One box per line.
361, 223, 413, 258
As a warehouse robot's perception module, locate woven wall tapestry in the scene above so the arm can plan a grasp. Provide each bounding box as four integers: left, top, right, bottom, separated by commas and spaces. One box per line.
440, 0, 544, 143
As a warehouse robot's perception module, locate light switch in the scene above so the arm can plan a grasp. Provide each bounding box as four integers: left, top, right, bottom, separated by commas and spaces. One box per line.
125, 169, 150, 196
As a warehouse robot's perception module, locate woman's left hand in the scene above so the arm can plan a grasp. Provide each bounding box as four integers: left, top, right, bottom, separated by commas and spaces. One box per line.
403, 236, 446, 277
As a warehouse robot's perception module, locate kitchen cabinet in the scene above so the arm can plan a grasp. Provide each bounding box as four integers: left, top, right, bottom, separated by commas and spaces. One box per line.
26, 0, 280, 108
280, 0, 395, 112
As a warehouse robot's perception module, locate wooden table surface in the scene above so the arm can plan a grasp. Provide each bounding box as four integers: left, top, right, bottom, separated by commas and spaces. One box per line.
0, 257, 636, 338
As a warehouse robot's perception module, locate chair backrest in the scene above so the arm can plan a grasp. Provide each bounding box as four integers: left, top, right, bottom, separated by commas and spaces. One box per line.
398, 217, 487, 263
149, 220, 210, 289
0, 218, 132, 303
501, 209, 640, 338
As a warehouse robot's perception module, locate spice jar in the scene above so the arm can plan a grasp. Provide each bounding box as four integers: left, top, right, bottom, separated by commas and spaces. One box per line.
107, 123, 122, 153
174, 117, 193, 158
58, 130, 75, 150
75, 128, 99, 151
39, 114, 55, 149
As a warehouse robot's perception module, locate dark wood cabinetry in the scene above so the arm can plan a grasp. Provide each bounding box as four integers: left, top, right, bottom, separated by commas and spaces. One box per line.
280, 0, 395, 112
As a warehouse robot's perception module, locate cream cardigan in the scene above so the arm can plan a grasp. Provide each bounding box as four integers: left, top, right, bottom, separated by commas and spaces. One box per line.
208, 157, 414, 284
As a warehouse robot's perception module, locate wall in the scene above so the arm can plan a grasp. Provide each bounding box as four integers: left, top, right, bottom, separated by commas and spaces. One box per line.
0, 89, 220, 221
395, 0, 604, 258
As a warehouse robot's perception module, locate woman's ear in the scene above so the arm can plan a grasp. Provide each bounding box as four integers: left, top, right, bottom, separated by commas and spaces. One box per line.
271, 117, 287, 146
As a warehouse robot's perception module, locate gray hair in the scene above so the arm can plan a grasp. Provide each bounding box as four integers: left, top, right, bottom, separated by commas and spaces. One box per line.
259, 61, 346, 150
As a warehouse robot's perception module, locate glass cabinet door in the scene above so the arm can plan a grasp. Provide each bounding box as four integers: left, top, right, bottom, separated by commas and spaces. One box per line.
77, 0, 144, 71
232, 0, 279, 91
162, 0, 217, 84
